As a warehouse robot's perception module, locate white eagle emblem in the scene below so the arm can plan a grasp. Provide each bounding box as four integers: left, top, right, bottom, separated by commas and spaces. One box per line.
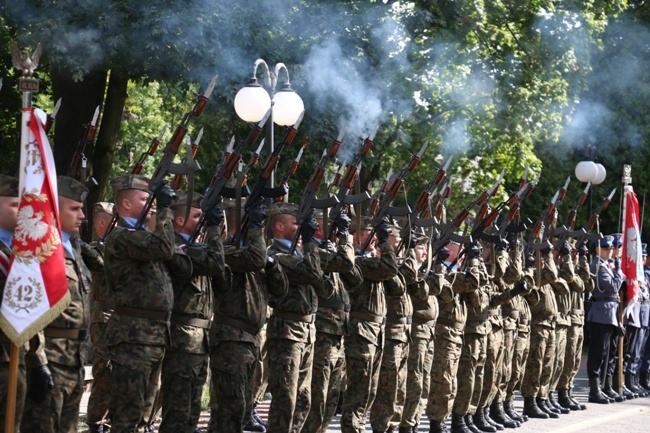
15, 205, 50, 244
626, 227, 638, 264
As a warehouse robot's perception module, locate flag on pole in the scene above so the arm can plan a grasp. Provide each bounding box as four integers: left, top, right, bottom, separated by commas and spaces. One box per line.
622, 184, 643, 317
0, 108, 70, 346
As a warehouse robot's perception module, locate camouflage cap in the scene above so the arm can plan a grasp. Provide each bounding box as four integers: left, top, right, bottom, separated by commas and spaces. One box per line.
267, 202, 298, 219
0, 175, 19, 197
109, 174, 150, 194
350, 216, 373, 233
57, 176, 89, 202
171, 191, 204, 209
93, 201, 114, 216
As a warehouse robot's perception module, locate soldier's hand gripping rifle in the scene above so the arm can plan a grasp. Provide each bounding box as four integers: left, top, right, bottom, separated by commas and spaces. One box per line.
188, 107, 271, 244
554, 181, 591, 248
325, 130, 378, 240
358, 142, 429, 254
573, 188, 617, 251
288, 134, 344, 254
136, 75, 218, 229
67, 105, 100, 186
233, 110, 306, 244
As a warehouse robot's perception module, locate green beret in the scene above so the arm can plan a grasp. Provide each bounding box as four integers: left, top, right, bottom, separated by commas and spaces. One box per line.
0, 175, 19, 197
93, 201, 114, 216
350, 216, 373, 233
57, 176, 88, 202
172, 191, 204, 209
110, 174, 150, 194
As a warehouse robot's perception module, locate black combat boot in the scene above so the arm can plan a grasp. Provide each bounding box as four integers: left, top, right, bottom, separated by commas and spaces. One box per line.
640, 371, 650, 392
626, 372, 645, 396
604, 375, 626, 401
614, 373, 637, 399
634, 372, 649, 396
252, 404, 268, 428
489, 401, 519, 428
472, 409, 497, 432
503, 399, 525, 423
451, 413, 472, 433
557, 388, 580, 411
547, 391, 570, 414
482, 406, 505, 431
523, 396, 548, 419
428, 419, 445, 433
244, 414, 266, 432
588, 377, 610, 404
567, 388, 587, 410
463, 414, 483, 433
535, 397, 559, 418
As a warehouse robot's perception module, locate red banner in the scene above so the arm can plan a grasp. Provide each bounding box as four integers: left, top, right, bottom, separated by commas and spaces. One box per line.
622, 185, 642, 313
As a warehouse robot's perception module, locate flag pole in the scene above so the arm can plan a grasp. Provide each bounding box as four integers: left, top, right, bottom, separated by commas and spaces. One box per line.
618, 164, 632, 396
4, 42, 41, 433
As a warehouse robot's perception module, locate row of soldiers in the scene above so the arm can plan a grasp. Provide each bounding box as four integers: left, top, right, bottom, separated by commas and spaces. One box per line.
2, 170, 650, 433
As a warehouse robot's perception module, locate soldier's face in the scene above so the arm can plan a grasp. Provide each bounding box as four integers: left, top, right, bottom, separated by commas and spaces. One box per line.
179, 207, 202, 235
0, 196, 19, 231
414, 243, 427, 263
125, 190, 151, 220
389, 233, 401, 250
59, 196, 85, 234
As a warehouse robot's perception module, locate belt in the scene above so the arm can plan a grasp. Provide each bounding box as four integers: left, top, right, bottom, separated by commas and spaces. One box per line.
318, 299, 351, 312
412, 316, 436, 327
212, 316, 262, 336
488, 308, 502, 316
386, 315, 412, 325
170, 314, 212, 329
44, 327, 88, 340
436, 317, 464, 330
593, 296, 620, 303
466, 313, 488, 322
509, 310, 520, 320
349, 311, 385, 324
570, 309, 585, 316
272, 310, 316, 323
113, 306, 172, 321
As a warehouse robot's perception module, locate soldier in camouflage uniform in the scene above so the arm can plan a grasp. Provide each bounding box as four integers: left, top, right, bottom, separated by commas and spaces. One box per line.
302, 211, 363, 433
86, 202, 115, 433
159, 191, 227, 433
556, 242, 592, 410
209, 198, 288, 433
22, 176, 98, 432
369, 227, 410, 433
0, 174, 31, 432
266, 203, 330, 433
399, 237, 438, 433
341, 217, 398, 433
103, 174, 193, 433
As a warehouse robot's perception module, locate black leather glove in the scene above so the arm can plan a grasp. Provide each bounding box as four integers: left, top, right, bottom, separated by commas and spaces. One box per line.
205, 205, 224, 228
376, 218, 391, 245
265, 255, 277, 271
525, 253, 536, 268
617, 324, 626, 338
578, 242, 589, 257
539, 241, 552, 255
27, 365, 53, 403
404, 232, 420, 250
437, 246, 450, 262
496, 237, 509, 252
335, 212, 351, 236
155, 183, 176, 209
248, 205, 267, 229
301, 216, 318, 244
466, 242, 482, 259
559, 241, 571, 256
512, 279, 530, 296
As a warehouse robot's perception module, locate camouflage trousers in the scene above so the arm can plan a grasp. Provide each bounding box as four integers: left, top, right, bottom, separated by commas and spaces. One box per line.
370, 338, 409, 432
550, 324, 568, 392
400, 336, 434, 428
108, 342, 165, 433
496, 327, 516, 401
341, 333, 383, 433
0, 361, 26, 432
302, 332, 345, 433
208, 341, 258, 433
521, 324, 555, 399
159, 350, 209, 433
452, 332, 487, 417
425, 335, 462, 422
557, 324, 584, 389
22, 362, 84, 433
267, 337, 314, 433
505, 332, 530, 402
252, 323, 269, 405
478, 326, 504, 408
87, 323, 112, 428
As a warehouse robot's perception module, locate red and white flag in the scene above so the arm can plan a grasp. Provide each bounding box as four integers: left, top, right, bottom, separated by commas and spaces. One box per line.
0, 108, 70, 346
622, 184, 643, 318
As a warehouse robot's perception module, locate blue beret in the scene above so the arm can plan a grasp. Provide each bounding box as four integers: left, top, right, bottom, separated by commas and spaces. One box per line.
612, 233, 623, 248
598, 235, 614, 248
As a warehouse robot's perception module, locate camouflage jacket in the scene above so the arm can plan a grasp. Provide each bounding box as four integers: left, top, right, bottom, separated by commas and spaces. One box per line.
212, 226, 288, 345
384, 270, 411, 343
567, 254, 592, 326
104, 209, 192, 347
400, 252, 437, 341
553, 254, 575, 326
523, 251, 559, 328
267, 239, 328, 344
41, 236, 93, 367
88, 239, 112, 327
316, 234, 363, 336
169, 229, 226, 354
461, 257, 493, 335
430, 262, 471, 344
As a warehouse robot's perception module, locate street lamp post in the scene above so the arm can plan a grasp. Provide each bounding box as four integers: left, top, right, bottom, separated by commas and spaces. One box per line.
575, 145, 607, 221
234, 59, 304, 187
